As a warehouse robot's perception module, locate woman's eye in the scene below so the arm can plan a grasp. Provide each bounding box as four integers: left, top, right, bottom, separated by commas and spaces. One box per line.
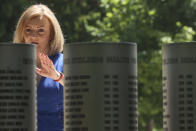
39, 29, 44, 32
26, 29, 31, 33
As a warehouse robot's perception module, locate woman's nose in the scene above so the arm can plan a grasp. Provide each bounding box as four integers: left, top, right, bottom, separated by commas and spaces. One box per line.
28, 34, 39, 41
29, 31, 39, 37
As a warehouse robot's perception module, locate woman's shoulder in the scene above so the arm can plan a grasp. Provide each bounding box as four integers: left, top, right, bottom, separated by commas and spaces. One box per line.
50, 52, 63, 60
50, 53, 64, 72
54, 52, 63, 57
49, 52, 63, 64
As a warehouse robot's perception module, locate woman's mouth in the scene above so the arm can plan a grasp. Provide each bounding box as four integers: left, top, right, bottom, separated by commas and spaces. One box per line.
32, 42, 38, 45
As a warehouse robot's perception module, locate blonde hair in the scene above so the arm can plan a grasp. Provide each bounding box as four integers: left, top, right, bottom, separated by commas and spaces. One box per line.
13, 4, 64, 56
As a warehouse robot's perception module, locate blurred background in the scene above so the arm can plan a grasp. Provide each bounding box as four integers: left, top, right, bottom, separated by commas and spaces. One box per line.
1, 0, 196, 130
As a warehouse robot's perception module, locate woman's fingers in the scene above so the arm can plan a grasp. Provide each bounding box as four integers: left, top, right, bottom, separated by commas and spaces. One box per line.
36, 66, 49, 77
37, 52, 57, 79
39, 53, 49, 69
36, 67, 42, 75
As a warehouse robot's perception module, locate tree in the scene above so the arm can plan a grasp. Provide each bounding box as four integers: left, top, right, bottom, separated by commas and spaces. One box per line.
83, 0, 196, 130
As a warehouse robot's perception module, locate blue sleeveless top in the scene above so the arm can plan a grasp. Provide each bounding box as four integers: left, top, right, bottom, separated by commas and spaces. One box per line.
37, 53, 64, 131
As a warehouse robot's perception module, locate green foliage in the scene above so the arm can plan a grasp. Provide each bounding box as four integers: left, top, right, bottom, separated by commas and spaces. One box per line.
0, 0, 32, 42
37, 0, 102, 42
138, 51, 162, 130
83, 0, 196, 130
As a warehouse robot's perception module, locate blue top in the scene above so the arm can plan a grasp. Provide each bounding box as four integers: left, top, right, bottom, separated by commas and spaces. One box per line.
37, 53, 64, 131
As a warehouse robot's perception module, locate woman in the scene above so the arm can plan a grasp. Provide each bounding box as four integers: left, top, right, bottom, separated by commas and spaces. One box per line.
13, 4, 64, 131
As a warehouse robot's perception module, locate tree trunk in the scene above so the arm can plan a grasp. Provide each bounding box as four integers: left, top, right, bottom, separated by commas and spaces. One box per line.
146, 119, 154, 131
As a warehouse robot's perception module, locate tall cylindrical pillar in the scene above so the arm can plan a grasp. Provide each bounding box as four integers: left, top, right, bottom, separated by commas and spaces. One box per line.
0, 43, 36, 131
162, 42, 196, 131
64, 42, 137, 131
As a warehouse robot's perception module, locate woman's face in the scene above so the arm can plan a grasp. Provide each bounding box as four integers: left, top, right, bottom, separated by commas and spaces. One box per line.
23, 16, 51, 54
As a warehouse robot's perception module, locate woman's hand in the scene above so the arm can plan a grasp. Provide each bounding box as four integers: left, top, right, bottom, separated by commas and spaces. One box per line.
36, 52, 64, 86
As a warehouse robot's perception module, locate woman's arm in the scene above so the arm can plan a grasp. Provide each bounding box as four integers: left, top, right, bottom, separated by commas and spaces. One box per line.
36, 52, 64, 86
52, 70, 64, 86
